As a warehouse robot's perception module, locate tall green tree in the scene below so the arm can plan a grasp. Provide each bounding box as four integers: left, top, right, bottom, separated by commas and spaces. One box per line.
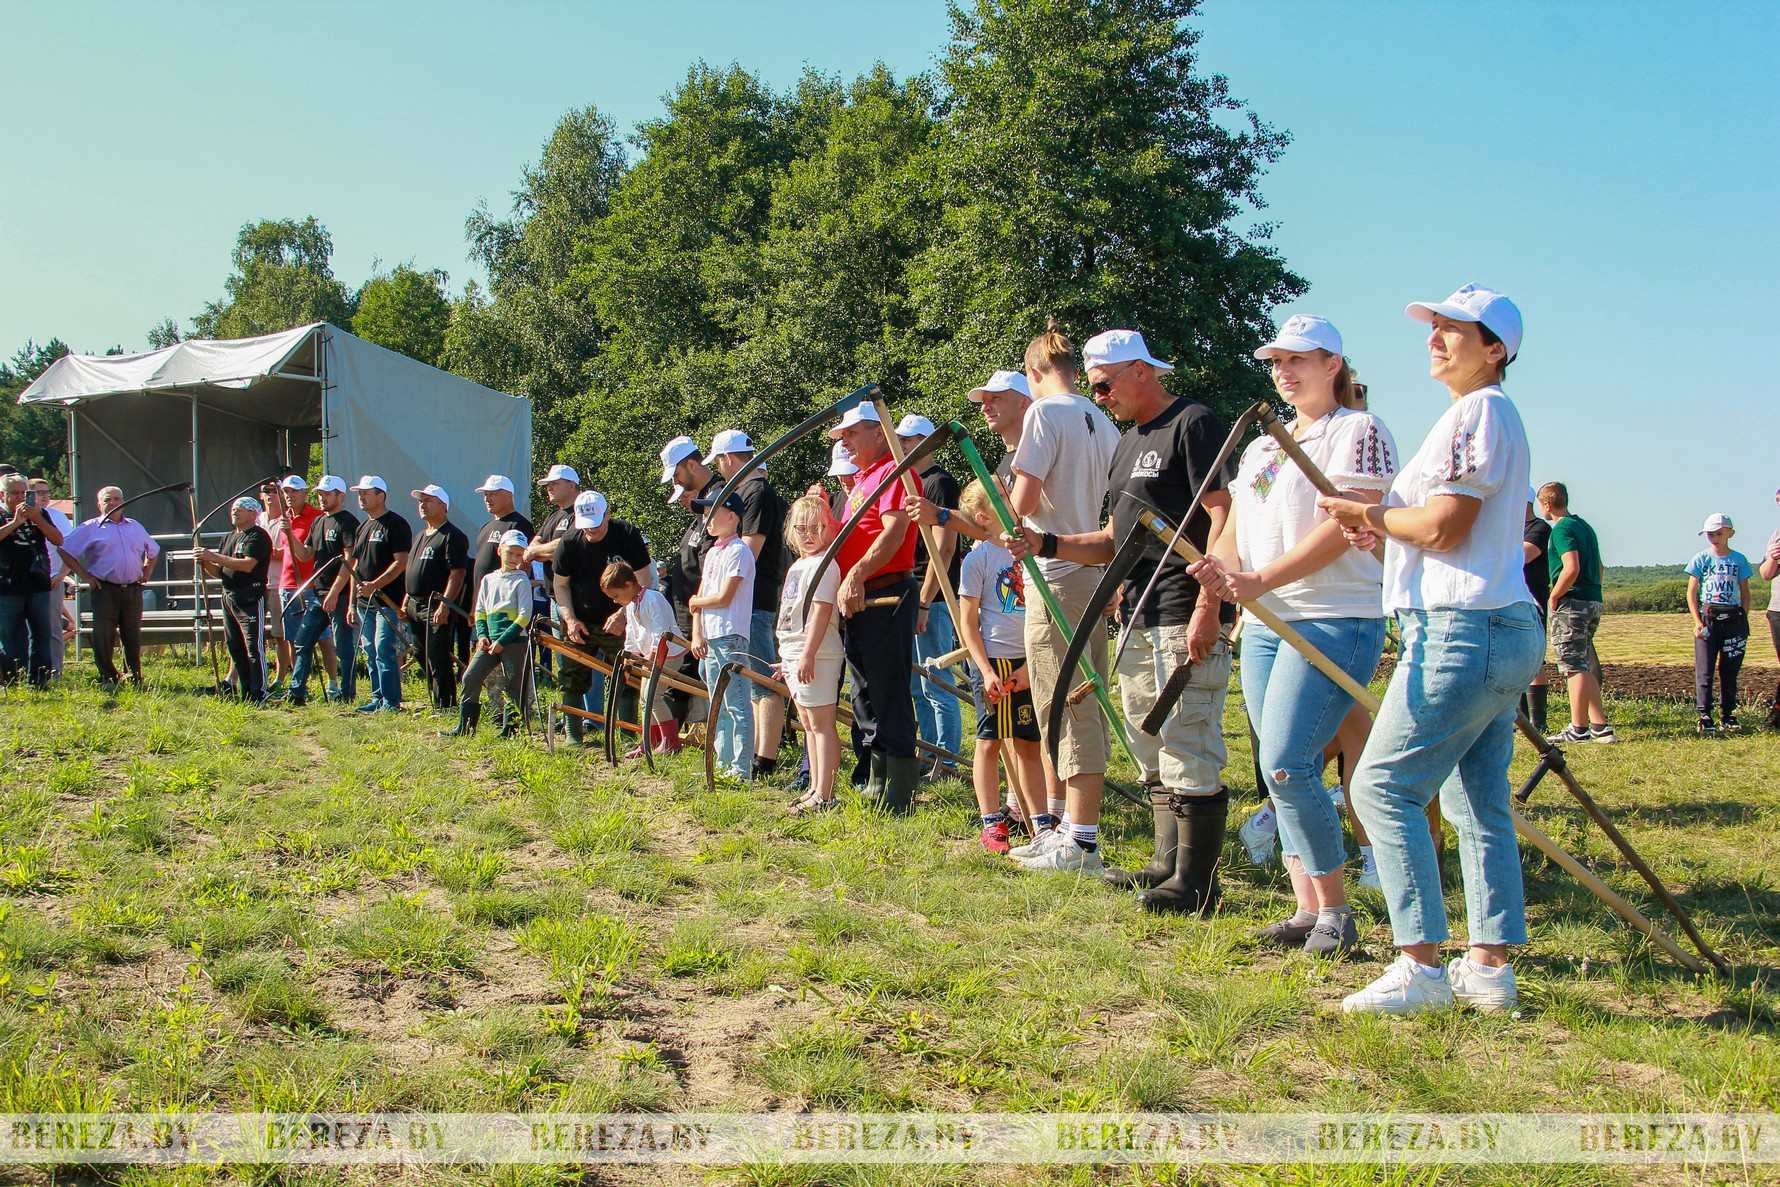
908, 0, 1304, 417
192, 217, 356, 340
353, 265, 451, 365
0, 340, 73, 487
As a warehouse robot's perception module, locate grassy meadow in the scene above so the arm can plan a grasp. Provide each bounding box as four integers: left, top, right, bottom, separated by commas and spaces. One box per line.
1, 650, 1778, 1187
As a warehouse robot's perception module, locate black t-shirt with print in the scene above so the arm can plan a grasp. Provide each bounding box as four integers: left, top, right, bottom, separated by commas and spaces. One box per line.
1106, 397, 1238, 629
218, 525, 273, 599
350, 510, 413, 594
534, 503, 576, 585
735, 473, 787, 612
308, 508, 361, 587
1523, 516, 1552, 607
556, 519, 652, 629
0, 518, 53, 595
472, 511, 535, 598
405, 519, 470, 601
913, 463, 965, 591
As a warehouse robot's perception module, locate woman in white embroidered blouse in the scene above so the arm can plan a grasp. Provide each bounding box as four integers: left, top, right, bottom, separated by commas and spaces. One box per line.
1192, 315, 1397, 959
1318, 284, 1544, 1017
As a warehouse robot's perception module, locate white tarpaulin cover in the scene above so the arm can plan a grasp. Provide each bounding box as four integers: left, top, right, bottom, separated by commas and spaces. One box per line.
19, 324, 531, 535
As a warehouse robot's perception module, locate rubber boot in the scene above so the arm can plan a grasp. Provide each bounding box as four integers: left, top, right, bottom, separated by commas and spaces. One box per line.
566, 713, 586, 746
654, 722, 684, 754
882, 755, 920, 816
1104, 788, 1178, 889
1137, 787, 1227, 916
439, 702, 480, 738
499, 706, 520, 738
862, 751, 890, 808
1529, 685, 1549, 735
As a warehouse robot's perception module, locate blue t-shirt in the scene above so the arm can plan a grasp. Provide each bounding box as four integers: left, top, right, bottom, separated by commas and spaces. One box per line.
1686, 549, 1753, 608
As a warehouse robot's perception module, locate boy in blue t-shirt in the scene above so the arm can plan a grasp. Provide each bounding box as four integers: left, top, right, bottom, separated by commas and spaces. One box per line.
1686, 513, 1754, 733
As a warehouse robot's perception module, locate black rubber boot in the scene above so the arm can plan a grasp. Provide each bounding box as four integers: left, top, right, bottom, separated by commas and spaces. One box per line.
1528, 685, 1549, 735
499, 706, 520, 738
882, 756, 920, 816
440, 702, 480, 738
862, 751, 889, 808
1137, 787, 1227, 916
566, 712, 586, 746
1105, 788, 1178, 890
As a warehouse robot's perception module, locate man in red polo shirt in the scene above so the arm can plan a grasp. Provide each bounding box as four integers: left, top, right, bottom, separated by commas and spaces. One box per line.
830, 404, 920, 812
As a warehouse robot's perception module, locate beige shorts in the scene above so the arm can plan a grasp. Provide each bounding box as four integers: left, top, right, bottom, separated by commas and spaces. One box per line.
782, 646, 844, 708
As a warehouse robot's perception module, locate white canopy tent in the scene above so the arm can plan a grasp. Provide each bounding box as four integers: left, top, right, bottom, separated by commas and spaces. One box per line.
18, 322, 532, 536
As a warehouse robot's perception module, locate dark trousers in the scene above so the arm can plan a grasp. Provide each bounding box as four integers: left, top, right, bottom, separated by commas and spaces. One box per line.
461, 642, 528, 712
410, 613, 459, 709
0, 589, 55, 687
91, 580, 145, 684
222, 592, 266, 700
1695, 606, 1750, 717
842, 576, 918, 758
1766, 610, 1780, 710
559, 630, 621, 713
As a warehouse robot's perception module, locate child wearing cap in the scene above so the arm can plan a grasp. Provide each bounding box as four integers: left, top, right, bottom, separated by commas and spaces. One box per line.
689, 491, 756, 781
1687, 514, 1754, 733
777, 495, 846, 813
443, 531, 533, 737
954, 480, 1044, 852
601, 561, 688, 756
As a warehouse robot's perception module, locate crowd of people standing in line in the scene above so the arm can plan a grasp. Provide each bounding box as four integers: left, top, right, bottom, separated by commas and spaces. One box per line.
7, 280, 1780, 1018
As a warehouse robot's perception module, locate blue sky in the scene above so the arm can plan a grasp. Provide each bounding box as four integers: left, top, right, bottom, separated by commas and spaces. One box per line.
4, 1, 1775, 563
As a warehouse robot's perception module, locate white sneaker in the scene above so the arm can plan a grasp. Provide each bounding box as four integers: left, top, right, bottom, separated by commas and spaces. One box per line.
1009, 827, 1062, 860
1447, 957, 1518, 1013
1357, 853, 1382, 891
1341, 953, 1456, 1016
1239, 808, 1278, 868
1018, 838, 1106, 875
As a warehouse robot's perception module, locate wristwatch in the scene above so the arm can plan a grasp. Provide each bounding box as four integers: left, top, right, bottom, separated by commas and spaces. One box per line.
1039, 532, 1059, 559
936, 507, 951, 527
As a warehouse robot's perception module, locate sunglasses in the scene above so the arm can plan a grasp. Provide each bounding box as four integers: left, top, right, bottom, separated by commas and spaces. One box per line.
1089, 361, 1138, 398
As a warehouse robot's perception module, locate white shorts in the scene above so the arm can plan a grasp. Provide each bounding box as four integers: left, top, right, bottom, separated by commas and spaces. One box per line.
781, 646, 844, 708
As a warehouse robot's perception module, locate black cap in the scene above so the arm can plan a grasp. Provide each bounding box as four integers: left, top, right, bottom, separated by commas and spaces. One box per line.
692, 491, 745, 516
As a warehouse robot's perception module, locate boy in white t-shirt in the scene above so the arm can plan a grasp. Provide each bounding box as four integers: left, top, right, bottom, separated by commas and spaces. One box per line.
955, 481, 1045, 854
689, 491, 756, 781
602, 561, 688, 756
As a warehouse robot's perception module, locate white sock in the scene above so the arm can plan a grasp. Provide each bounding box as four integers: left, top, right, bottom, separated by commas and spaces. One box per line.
1048, 796, 1067, 816
1413, 959, 1444, 978
1360, 844, 1375, 867
1250, 802, 1277, 832
1461, 959, 1506, 977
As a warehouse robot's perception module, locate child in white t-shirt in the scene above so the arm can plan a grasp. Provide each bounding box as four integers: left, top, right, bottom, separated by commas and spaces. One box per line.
601, 561, 688, 756
777, 495, 846, 813
955, 481, 1045, 853
689, 491, 756, 781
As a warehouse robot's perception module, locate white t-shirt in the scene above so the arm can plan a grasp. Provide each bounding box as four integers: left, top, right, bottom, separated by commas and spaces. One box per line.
1232, 407, 1397, 623
960, 539, 1027, 659
42, 506, 73, 582
1011, 392, 1118, 581
621, 586, 686, 661
776, 555, 844, 661
1766, 529, 1780, 612
1383, 386, 1534, 612
696, 534, 755, 640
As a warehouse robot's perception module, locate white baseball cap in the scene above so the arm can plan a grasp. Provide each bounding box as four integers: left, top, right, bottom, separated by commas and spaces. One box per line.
967, 370, 1032, 402
1700, 513, 1734, 534
1254, 314, 1343, 360
894, 414, 936, 439
667, 483, 686, 506
828, 403, 882, 439
279, 474, 308, 491
1083, 329, 1173, 373
539, 463, 580, 487
704, 428, 754, 463
659, 436, 698, 483
1406, 283, 1523, 362
411, 483, 450, 508
827, 441, 858, 476
313, 475, 348, 495
475, 474, 515, 494
573, 490, 609, 529
498, 529, 530, 549
350, 475, 387, 493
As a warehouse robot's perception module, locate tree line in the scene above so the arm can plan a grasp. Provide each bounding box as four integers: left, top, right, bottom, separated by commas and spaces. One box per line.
3, 0, 1303, 547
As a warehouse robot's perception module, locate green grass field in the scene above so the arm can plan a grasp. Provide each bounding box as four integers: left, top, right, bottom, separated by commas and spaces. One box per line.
2, 656, 1778, 1186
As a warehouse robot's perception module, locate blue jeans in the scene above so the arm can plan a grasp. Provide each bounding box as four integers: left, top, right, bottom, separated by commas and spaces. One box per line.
910, 599, 962, 764
1241, 616, 1386, 876
0, 589, 56, 687
359, 601, 404, 708
1350, 604, 1545, 947
289, 591, 351, 700
747, 609, 780, 703
701, 633, 753, 781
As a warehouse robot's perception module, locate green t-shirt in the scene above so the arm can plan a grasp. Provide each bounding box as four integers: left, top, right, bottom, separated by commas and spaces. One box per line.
1547, 514, 1603, 603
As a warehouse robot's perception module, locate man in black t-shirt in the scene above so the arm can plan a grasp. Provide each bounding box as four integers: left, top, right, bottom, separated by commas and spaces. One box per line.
345, 476, 413, 712
661, 436, 721, 730
295, 476, 361, 705
405, 484, 471, 710
466, 475, 534, 670
706, 429, 790, 776
0, 473, 65, 688
552, 490, 652, 742
1521, 494, 1553, 732
198, 496, 274, 702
